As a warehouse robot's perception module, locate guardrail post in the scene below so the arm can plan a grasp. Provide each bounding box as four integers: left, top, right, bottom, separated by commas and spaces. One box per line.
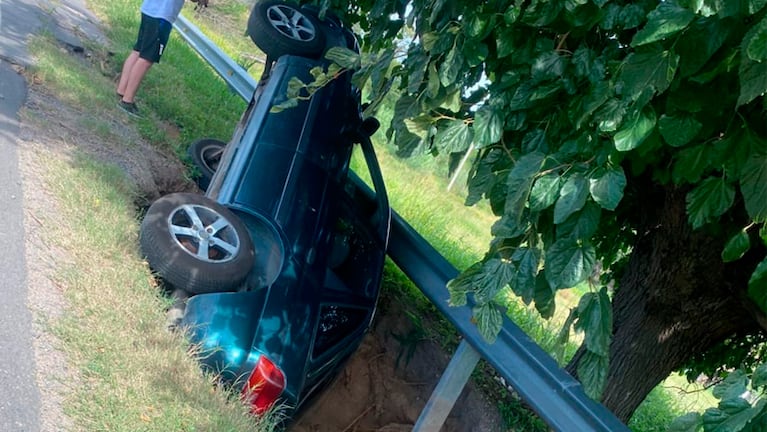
413, 340, 481, 432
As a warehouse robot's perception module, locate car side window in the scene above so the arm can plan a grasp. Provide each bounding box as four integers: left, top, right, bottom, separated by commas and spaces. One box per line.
312, 305, 368, 357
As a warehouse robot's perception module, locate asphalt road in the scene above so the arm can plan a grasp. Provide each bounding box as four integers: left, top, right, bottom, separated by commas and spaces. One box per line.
0, 0, 105, 430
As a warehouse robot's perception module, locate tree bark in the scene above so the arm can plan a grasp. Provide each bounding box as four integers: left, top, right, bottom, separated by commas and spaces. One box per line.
566, 184, 764, 423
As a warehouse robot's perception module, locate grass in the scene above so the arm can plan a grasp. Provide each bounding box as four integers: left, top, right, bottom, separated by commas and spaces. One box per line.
23, 1, 279, 430
25, 149, 276, 431
26, 0, 715, 430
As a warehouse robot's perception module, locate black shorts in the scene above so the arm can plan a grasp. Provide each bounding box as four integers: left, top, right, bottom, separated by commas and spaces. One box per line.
133, 13, 172, 63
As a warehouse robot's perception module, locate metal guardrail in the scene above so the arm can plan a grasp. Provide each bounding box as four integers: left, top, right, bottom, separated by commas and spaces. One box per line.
174, 15, 257, 101
173, 14, 630, 432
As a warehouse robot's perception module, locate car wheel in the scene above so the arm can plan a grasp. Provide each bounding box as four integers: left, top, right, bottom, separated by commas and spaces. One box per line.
247, 0, 326, 58
188, 138, 225, 191
140, 193, 255, 294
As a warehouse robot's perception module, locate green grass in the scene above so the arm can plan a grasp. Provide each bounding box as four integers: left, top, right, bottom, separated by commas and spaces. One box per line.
29, 150, 276, 431
83, 0, 251, 155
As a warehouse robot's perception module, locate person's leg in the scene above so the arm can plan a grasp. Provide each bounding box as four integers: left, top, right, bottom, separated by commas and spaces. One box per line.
116, 50, 140, 97
120, 57, 153, 103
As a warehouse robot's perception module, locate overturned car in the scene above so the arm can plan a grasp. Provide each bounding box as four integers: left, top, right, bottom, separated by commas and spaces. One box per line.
139, 0, 390, 416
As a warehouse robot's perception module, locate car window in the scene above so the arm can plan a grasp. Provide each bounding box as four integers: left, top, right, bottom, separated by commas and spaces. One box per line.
312, 305, 368, 357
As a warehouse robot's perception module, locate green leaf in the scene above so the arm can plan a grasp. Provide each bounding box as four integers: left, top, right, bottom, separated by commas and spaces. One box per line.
748, 259, 767, 314
619, 50, 680, 99
749, 0, 767, 15
574, 288, 613, 356
752, 363, 767, 389
324, 47, 361, 69
659, 114, 703, 148
439, 43, 464, 87
530, 173, 561, 211
631, 2, 695, 47
713, 370, 748, 401
545, 239, 596, 289
474, 258, 515, 304
720, 397, 752, 415
474, 303, 503, 343
496, 28, 515, 58
465, 12, 488, 39
554, 308, 578, 363
599, 3, 620, 30
491, 214, 528, 239
620, 4, 646, 29
702, 399, 765, 432
474, 104, 504, 148
512, 247, 541, 304
614, 107, 657, 152
572, 45, 606, 83
573, 82, 611, 130
589, 167, 627, 211
554, 174, 590, 224
669, 412, 703, 432
740, 153, 767, 221
746, 16, 767, 62
577, 351, 609, 400
405, 49, 430, 94
533, 274, 556, 319
286, 76, 305, 99
677, 16, 733, 77
504, 4, 520, 24
738, 55, 767, 107
673, 144, 711, 184
521, 0, 562, 27
531, 51, 566, 82
595, 98, 628, 132
447, 263, 482, 307
557, 202, 602, 242
404, 115, 434, 140
463, 40, 489, 67
427, 62, 440, 98
435, 120, 473, 153
466, 148, 502, 206
686, 177, 736, 229
722, 230, 751, 262
504, 152, 546, 223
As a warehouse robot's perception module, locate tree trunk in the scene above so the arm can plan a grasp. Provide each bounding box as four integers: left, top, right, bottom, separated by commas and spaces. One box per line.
566, 184, 764, 423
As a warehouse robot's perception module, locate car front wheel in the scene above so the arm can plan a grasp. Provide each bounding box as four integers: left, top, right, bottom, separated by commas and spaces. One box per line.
188, 138, 225, 191
247, 0, 326, 58
140, 193, 255, 294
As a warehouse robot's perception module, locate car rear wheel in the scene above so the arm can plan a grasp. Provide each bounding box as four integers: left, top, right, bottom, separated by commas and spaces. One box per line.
188, 138, 225, 191
140, 193, 255, 294
247, 0, 326, 58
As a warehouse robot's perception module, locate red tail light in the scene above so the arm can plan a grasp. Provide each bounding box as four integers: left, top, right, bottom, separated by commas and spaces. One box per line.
242, 355, 286, 415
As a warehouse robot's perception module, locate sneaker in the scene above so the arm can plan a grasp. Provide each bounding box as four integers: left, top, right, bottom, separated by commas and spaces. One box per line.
118, 100, 141, 118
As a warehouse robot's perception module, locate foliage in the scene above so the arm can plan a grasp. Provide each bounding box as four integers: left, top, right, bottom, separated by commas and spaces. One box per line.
681, 333, 767, 384
669, 365, 767, 432
305, 0, 767, 402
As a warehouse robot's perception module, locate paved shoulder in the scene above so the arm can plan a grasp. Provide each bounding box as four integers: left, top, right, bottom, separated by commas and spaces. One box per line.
0, 57, 38, 432
0, 0, 108, 430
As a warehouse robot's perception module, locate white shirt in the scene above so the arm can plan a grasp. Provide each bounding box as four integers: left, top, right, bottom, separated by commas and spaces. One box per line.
141, 0, 185, 23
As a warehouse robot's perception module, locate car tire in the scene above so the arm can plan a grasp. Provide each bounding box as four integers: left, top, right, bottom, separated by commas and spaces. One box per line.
140, 193, 255, 294
247, 0, 326, 58
188, 138, 225, 191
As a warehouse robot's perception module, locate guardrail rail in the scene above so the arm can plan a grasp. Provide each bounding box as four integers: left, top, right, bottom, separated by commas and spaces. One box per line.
173, 14, 630, 432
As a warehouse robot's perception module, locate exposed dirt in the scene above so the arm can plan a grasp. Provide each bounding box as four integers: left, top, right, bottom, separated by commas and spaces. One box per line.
18, 44, 505, 431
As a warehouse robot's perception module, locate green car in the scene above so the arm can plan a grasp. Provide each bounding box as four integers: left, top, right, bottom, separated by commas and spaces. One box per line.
139, 0, 390, 418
